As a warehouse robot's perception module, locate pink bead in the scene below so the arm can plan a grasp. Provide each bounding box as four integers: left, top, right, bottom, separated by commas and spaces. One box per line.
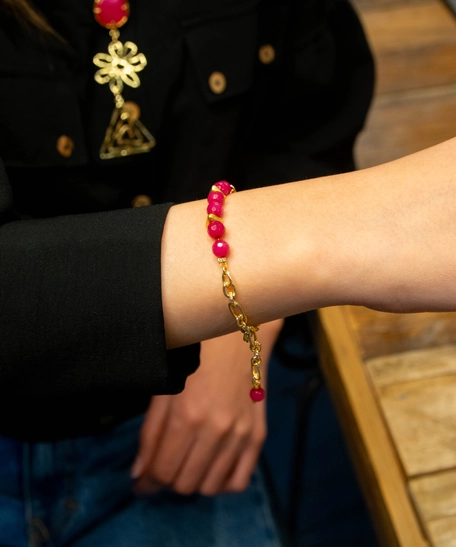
207, 191, 224, 204
212, 240, 230, 258
250, 387, 265, 402
207, 221, 225, 239
214, 181, 232, 196
94, 0, 130, 28
207, 201, 223, 216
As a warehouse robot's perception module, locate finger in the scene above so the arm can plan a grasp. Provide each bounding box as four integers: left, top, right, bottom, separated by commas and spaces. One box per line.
195, 435, 246, 496
170, 427, 230, 495
219, 418, 266, 494
194, 393, 266, 495
174, 412, 256, 496
131, 395, 172, 478
135, 409, 197, 492
221, 440, 263, 493
197, 417, 264, 496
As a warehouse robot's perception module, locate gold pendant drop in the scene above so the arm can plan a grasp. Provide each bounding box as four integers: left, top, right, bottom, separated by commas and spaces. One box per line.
98, 100, 156, 159
93, 1, 156, 159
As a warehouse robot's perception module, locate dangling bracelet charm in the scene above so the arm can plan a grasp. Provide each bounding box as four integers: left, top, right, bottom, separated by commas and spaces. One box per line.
206, 181, 265, 403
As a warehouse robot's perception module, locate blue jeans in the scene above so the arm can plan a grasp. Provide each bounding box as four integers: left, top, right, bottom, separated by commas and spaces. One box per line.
0, 414, 281, 547
263, 315, 378, 546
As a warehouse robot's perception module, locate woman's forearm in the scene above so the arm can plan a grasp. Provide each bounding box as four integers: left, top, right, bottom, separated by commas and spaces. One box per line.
161, 137, 456, 349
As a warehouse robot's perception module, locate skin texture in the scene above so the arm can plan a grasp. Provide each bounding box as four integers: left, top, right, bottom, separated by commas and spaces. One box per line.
133, 136, 456, 497
161, 137, 456, 349
132, 320, 283, 495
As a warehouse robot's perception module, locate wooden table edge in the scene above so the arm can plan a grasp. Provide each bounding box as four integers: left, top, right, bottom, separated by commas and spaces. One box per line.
317, 306, 429, 547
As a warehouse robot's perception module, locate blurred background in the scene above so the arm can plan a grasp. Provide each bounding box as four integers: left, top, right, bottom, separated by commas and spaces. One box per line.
265, 2, 456, 546
354, 0, 456, 168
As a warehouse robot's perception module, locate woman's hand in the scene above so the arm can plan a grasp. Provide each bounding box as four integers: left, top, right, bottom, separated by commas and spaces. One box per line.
131, 319, 283, 496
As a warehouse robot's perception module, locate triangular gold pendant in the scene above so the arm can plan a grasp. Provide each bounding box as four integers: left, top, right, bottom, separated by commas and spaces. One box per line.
99, 101, 156, 159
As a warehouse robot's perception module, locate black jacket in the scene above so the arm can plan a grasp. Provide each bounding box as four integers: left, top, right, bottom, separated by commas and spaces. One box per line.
0, 0, 374, 440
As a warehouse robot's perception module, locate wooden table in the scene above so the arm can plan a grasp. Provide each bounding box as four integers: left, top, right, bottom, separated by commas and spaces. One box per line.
353, 0, 456, 169
318, 307, 456, 546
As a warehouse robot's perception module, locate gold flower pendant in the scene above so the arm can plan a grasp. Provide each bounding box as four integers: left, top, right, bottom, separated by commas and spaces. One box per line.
93, 29, 156, 159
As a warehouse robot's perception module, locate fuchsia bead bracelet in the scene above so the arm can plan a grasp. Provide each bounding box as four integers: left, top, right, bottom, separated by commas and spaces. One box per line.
206, 182, 265, 403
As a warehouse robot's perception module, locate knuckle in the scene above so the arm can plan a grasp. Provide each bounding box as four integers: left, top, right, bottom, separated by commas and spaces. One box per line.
211, 416, 234, 437
171, 408, 202, 430
184, 415, 202, 430
233, 422, 252, 442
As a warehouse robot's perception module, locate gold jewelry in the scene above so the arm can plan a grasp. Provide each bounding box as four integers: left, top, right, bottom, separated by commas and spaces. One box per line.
206, 181, 265, 402
93, 0, 156, 159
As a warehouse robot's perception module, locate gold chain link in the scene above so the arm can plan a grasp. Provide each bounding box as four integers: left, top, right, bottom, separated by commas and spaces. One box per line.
218, 258, 262, 389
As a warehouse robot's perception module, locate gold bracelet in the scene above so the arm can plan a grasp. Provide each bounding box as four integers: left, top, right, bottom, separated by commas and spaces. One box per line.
206, 181, 265, 402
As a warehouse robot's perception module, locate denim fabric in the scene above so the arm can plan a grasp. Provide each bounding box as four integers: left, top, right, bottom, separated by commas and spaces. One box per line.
263, 319, 379, 547
0, 414, 282, 547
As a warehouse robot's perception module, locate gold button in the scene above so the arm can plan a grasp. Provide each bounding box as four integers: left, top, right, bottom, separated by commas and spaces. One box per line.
208, 72, 227, 95
131, 194, 152, 208
258, 44, 275, 65
56, 135, 75, 158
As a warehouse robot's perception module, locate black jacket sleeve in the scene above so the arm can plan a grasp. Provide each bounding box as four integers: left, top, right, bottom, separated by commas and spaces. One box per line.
0, 160, 199, 440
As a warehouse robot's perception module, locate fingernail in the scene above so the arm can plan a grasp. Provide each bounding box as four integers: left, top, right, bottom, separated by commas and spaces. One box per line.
130, 457, 144, 479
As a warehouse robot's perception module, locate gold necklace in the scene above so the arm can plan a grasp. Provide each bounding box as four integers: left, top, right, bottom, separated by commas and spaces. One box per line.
93, 0, 156, 159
